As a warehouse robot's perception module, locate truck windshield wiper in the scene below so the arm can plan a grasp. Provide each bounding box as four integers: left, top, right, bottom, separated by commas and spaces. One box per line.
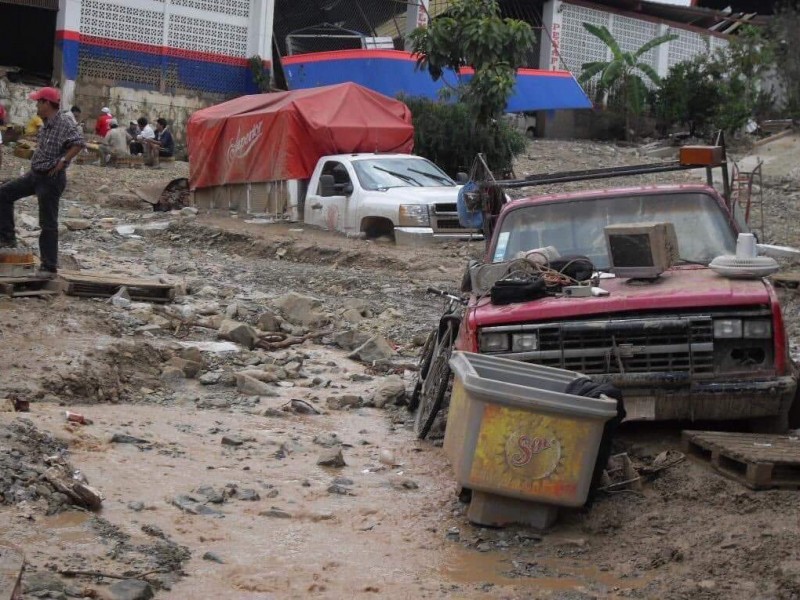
407, 168, 453, 185
372, 166, 422, 186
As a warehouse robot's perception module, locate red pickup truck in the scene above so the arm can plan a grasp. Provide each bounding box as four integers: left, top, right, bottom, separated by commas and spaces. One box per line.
456, 183, 797, 431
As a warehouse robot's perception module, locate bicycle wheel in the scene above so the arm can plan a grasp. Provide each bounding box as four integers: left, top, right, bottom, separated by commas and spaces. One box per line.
415, 325, 455, 439
408, 329, 437, 412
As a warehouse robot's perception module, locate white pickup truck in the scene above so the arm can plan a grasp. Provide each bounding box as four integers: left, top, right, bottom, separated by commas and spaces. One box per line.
294, 153, 477, 244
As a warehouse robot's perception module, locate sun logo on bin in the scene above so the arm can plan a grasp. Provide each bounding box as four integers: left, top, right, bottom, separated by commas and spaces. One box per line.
503, 423, 563, 480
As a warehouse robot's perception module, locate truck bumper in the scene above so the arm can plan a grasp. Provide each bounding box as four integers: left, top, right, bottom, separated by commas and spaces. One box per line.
394, 227, 483, 246
616, 375, 797, 422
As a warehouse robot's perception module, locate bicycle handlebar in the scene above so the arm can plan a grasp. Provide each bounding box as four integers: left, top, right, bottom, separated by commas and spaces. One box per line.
426, 287, 466, 305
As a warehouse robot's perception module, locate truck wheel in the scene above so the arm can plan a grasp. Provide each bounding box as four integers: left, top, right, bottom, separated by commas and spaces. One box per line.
361, 217, 395, 241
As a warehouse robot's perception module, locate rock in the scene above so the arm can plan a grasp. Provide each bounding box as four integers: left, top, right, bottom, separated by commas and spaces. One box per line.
203, 551, 225, 564
171, 494, 222, 516
128, 501, 145, 511
327, 484, 354, 495
24, 571, 66, 594
238, 488, 260, 501
369, 375, 406, 408
348, 335, 396, 363
273, 291, 329, 327
332, 330, 371, 351
235, 373, 279, 397
379, 449, 395, 466
260, 508, 292, 518
342, 298, 373, 317
110, 433, 149, 444
196, 486, 226, 503
257, 309, 283, 332
290, 399, 320, 414
199, 372, 222, 385
63, 218, 92, 231
160, 366, 185, 383
341, 308, 364, 324
168, 356, 202, 378
0, 398, 15, 412
237, 369, 278, 383
327, 395, 363, 410
313, 432, 341, 448
221, 435, 246, 446
218, 319, 259, 349
317, 448, 346, 468
107, 579, 154, 600
389, 475, 419, 490
111, 286, 131, 308
179, 346, 204, 364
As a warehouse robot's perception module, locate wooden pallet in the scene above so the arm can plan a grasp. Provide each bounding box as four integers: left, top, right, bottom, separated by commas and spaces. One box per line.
0, 545, 24, 600
682, 430, 800, 490
0, 277, 61, 298
60, 270, 175, 303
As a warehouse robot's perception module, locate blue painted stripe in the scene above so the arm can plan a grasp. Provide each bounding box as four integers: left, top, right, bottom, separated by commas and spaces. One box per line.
283, 55, 592, 112
60, 39, 258, 94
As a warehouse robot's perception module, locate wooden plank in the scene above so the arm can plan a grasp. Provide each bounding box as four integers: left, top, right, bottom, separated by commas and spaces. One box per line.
59, 270, 173, 289
0, 545, 24, 600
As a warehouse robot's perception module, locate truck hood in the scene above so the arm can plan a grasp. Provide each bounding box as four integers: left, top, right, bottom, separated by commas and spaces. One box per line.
473, 266, 771, 325
373, 186, 461, 204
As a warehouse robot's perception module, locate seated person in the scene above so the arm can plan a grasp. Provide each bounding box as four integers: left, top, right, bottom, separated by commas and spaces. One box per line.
152, 117, 174, 157
99, 119, 131, 165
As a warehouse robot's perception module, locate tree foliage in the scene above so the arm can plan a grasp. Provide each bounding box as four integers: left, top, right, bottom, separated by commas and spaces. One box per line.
654, 26, 776, 135
408, 0, 535, 124
400, 95, 525, 178
578, 24, 676, 114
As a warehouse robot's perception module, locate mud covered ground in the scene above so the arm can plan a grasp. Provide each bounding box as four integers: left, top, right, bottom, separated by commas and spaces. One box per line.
0, 136, 799, 600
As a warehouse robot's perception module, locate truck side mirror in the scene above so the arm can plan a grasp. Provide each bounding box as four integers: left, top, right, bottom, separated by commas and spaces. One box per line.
319, 174, 335, 197
456, 172, 468, 184
341, 182, 354, 196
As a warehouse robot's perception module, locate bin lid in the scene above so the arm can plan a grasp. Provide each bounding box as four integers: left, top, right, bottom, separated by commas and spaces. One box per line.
450, 352, 619, 419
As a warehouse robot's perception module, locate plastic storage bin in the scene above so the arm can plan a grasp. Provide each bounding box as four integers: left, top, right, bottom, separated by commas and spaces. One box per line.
445, 352, 619, 508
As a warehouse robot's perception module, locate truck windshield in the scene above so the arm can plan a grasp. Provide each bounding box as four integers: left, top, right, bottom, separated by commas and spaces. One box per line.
491, 192, 738, 268
352, 158, 456, 190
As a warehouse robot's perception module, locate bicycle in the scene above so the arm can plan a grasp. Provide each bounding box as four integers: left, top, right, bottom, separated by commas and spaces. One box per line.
410, 287, 466, 440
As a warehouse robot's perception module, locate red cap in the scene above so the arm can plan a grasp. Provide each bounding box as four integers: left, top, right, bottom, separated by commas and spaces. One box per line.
28, 87, 61, 104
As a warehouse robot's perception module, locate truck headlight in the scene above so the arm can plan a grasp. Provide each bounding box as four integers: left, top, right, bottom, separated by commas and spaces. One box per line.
512, 333, 538, 352
743, 319, 772, 339
480, 332, 509, 352
398, 204, 430, 227
714, 319, 742, 338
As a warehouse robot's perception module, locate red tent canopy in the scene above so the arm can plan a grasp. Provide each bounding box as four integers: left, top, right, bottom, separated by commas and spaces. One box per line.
186, 82, 414, 189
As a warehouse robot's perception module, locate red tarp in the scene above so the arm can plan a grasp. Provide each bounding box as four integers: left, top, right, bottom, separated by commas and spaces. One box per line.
186, 82, 414, 189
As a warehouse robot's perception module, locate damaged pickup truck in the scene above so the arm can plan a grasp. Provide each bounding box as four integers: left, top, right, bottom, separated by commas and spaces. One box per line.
456, 162, 797, 431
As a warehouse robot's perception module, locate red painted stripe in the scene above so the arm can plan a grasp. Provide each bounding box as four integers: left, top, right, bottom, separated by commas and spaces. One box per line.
55, 30, 269, 68
283, 49, 574, 78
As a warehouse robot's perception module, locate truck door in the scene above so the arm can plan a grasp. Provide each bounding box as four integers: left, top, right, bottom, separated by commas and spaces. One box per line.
304, 160, 353, 233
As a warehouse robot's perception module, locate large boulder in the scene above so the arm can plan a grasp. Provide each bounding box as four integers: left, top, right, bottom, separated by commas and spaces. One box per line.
273, 292, 329, 327
348, 335, 396, 363
370, 375, 406, 408
218, 319, 259, 349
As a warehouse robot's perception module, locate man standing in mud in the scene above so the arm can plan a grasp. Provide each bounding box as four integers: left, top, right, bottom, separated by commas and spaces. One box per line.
0, 87, 84, 278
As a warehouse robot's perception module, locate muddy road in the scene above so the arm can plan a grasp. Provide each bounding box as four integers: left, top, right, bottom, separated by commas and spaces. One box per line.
1, 139, 800, 600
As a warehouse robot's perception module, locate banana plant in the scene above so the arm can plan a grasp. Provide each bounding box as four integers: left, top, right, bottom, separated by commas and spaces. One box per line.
578, 23, 677, 132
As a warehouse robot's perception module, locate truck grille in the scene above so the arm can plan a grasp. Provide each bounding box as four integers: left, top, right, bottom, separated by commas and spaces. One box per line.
430, 202, 477, 234
481, 316, 715, 375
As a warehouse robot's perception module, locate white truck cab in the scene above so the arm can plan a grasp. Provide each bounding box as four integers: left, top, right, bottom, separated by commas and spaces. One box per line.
301, 154, 478, 244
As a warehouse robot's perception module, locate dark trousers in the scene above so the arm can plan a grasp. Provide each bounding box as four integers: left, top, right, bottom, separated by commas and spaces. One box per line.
0, 169, 66, 271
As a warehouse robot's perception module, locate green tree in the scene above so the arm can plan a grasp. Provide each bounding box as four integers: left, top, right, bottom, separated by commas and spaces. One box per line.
578, 23, 677, 137
408, 0, 535, 124
654, 57, 721, 136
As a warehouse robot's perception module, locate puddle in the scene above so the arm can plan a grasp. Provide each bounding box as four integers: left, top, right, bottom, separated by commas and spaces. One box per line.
441, 545, 651, 593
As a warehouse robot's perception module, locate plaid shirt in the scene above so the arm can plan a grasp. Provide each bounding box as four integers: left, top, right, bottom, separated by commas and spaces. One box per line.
31, 111, 85, 172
